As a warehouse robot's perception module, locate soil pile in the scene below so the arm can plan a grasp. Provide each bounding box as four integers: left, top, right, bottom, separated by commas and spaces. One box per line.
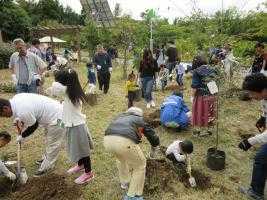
11, 173, 82, 200
144, 109, 161, 128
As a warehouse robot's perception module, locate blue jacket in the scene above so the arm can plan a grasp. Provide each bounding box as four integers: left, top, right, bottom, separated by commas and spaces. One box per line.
160, 95, 190, 128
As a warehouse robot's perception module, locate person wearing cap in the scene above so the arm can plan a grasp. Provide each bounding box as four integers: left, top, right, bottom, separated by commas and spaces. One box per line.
9, 38, 46, 94
93, 44, 112, 94
104, 107, 160, 200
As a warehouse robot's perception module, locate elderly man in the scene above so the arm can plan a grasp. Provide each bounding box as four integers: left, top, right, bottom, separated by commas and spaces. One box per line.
0, 93, 65, 177
9, 38, 46, 94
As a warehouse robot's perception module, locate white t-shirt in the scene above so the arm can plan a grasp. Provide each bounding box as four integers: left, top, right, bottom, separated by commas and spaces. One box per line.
165, 140, 186, 162
10, 93, 63, 129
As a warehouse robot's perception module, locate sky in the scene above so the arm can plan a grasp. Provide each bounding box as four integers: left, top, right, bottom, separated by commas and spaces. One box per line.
59, 0, 266, 22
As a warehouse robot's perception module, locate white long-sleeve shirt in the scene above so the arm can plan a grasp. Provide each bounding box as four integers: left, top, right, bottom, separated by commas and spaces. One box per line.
165, 140, 186, 162
49, 82, 86, 127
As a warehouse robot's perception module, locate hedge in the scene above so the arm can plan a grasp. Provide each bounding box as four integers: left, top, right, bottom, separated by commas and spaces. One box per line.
0, 43, 15, 69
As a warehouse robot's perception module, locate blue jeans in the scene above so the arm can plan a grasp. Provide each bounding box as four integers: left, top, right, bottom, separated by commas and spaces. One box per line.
16, 81, 37, 94
141, 77, 154, 103
176, 74, 184, 86
250, 143, 267, 196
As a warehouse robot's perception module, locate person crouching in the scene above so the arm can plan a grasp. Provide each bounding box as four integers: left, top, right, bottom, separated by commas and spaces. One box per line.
104, 107, 160, 200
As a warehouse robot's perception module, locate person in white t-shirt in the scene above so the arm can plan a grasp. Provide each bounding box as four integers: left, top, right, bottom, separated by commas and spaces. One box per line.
0, 93, 65, 177
165, 139, 193, 166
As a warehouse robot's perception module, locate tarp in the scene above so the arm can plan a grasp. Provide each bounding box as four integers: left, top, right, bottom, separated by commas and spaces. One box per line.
39, 36, 66, 43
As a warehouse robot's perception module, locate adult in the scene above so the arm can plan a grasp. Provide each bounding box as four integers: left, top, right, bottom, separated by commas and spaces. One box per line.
93, 44, 112, 94
239, 73, 267, 200
28, 38, 45, 60
138, 49, 158, 108
104, 107, 160, 200
9, 38, 46, 94
166, 41, 180, 75
251, 42, 267, 74
0, 93, 65, 177
191, 55, 218, 136
160, 92, 191, 131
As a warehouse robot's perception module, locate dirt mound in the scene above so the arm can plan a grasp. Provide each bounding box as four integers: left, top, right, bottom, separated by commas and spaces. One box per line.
144, 109, 161, 128
11, 173, 83, 200
0, 177, 13, 198
144, 158, 212, 196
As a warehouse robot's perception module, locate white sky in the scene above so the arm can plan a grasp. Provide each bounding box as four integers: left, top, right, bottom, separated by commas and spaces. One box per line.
59, 0, 266, 22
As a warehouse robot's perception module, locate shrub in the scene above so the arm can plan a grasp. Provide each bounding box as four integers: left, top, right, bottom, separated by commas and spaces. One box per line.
0, 43, 15, 69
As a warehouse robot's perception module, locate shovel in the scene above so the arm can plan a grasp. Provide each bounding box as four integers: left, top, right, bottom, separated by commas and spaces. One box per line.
187, 156, 196, 188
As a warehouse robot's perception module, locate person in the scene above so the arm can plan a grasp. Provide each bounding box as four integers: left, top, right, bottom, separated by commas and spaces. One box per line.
160, 91, 191, 131
238, 73, 267, 200
157, 45, 165, 67
165, 139, 193, 166
28, 38, 44, 60
126, 72, 139, 108
9, 38, 46, 94
104, 107, 160, 200
191, 55, 218, 137
175, 62, 185, 88
166, 41, 180, 75
138, 49, 159, 108
48, 68, 94, 185
0, 93, 65, 177
251, 42, 267, 74
86, 62, 96, 86
158, 64, 169, 91
0, 131, 16, 181
46, 46, 53, 63
93, 45, 112, 94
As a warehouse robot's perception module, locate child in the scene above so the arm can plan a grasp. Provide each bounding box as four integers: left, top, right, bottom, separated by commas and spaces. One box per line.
87, 62, 96, 86
165, 139, 193, 166
49, 68, 94, 185
0, 131, 16, 181
126, 72, 139, 108
158, 64, 169, 91
176, 63, 185, 88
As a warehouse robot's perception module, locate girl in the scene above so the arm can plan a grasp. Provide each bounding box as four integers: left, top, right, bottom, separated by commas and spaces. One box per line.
138, 49, 158, 109
126, 72, 139, 108
158, 64, 169, 91
49, 68, 94, 185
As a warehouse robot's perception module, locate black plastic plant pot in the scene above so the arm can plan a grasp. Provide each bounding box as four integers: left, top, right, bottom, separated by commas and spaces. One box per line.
206, 147, 226, 171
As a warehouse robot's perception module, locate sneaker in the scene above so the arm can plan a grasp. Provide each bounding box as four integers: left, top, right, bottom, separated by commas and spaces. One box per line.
123, 195, 144, 200
239, 186, 264, 200
146, 103, 151, 109
35, 159, 44, 165
74, 172, 94, 185
67, 165, 84, 174
120, 182, 129, 190
33, 170, 48, 177
150, 101, 156, 107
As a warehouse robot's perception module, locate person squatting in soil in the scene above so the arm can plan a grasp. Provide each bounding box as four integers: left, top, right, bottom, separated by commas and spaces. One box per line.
104, 107, 160, 200
165, 139, 193, 168
48, 68, 94, 185
191, 55, 218, 137
238, 73, 267, 200
93, 44, 112, 94
126, 72, 139, 108
0, 93, 65, 177
138, 49, 159, 109
0, 131, 16, 181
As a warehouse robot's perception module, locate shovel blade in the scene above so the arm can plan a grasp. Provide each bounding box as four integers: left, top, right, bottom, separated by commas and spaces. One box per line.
189, 177, 197, 187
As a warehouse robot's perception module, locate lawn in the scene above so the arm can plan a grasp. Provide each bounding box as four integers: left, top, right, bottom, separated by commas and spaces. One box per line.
0, 63, 263, 200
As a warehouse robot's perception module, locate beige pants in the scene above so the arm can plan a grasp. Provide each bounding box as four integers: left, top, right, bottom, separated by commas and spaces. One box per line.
104, 135, 146, 197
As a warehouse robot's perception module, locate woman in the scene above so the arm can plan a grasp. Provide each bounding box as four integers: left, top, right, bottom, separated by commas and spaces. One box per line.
191, 55, 218, 136
239, 73, 267, 200
139, 49, 159, 109
104, 107, 160, 200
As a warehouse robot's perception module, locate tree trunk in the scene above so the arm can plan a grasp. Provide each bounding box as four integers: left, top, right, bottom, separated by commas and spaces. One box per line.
122, 47, 127, 79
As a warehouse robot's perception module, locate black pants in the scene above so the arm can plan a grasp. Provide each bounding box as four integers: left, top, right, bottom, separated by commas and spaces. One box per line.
128, 91, 136, 108
97, 72, 111, 94
78, 156, 92, 173
166, 153, 186, 167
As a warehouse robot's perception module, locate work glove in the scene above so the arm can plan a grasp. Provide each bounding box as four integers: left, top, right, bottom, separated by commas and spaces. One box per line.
149, 146, 159, 158
109, 67, 112, 73
16, 135, 24, 143
256, 116, 266, 132
11, 74, 18, 85
6, 171, 16, 181
238, 139, 252, 151
96, 65, 102, 70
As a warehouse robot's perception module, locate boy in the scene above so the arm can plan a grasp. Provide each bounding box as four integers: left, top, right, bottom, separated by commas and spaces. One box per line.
0, 131, 16, 181
165, 139, 193, 166
87, 62, 96, 86
176, 63, 185, 88
126, 72, 139, 108
158, 65, 169, 91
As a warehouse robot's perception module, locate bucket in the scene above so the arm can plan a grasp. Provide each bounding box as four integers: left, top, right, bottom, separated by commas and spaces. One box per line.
206, 148, 226, 171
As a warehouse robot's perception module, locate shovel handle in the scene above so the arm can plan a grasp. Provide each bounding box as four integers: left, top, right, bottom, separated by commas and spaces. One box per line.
17, 142, 21, 175
187, 156, 192, 177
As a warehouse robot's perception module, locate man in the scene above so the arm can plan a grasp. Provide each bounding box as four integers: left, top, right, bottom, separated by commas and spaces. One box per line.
9, 38, 46, 94
166, 41, 180, 76
93, 44, 112, 94
238, 73, 267, 200
251, 42, 267, 74
28, 38, 45, 60
0, 93, 65, 177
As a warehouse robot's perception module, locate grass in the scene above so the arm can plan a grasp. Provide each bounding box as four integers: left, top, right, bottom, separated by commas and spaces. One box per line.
0, 63, 263, 200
